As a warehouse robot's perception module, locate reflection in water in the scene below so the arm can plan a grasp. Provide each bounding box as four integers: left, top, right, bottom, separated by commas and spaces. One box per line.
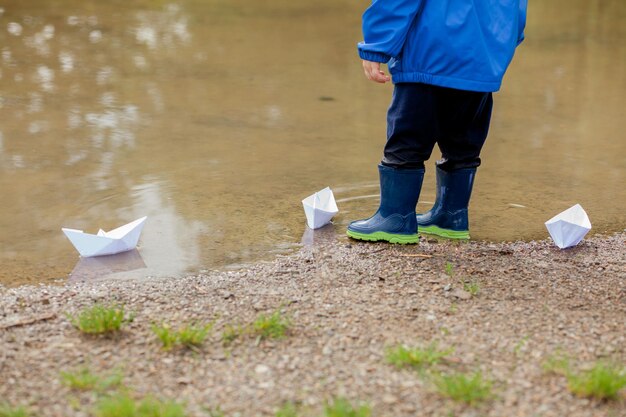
0, 0, 625, 286
69, 249, 146, 282
300, 224, 338, 247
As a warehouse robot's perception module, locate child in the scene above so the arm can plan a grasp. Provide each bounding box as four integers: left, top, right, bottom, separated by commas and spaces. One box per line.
347, 0, 527, 243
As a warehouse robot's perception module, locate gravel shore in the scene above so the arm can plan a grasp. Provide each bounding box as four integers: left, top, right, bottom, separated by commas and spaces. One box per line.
1, 232, 625, 417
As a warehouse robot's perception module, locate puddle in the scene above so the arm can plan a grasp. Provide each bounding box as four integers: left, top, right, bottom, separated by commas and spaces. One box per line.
1, 0, 624, 285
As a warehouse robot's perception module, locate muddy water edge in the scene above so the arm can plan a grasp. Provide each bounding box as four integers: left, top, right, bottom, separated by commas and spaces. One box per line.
1, 0, 625, 286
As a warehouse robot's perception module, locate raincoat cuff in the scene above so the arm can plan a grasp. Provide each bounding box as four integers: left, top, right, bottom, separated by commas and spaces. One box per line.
357, 48, 391, 64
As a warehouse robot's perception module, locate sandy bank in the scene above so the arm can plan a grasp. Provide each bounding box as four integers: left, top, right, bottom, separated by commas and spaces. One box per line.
1, 233, 625, 416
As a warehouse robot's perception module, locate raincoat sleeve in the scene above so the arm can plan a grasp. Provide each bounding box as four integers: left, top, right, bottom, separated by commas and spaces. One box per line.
357, 0, 423, 63
517, 0, 527, 45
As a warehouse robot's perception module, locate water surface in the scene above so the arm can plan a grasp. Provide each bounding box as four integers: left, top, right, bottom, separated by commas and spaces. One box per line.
1, 0, 625, 286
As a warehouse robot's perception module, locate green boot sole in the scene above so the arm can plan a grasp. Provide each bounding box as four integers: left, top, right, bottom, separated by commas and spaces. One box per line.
346, 230, 419, 244
418, 225, 470, 240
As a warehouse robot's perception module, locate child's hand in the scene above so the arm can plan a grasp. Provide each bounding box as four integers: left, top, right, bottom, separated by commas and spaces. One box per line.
362, 60, 391, 83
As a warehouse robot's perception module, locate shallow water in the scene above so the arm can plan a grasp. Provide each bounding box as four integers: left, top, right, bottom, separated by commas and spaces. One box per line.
1, 0, 625, 286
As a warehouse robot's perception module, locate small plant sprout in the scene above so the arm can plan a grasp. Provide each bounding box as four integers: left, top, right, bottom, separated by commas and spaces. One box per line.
432, 371, 493, 405
448, 303, 458, 314
93, 370, 124, 392
151, 323, 178, 350
444, 262, 454, 277
385, 342, 453, 370
60, 367, 123, 392
151, 322, 213, 350
94, 393, 186, 417
542, 352, 571, 376
252, 309, 290, 340
221, 324, 244, 346
61, 366, 99, 391
275, 402, 298, 417
177, 323, 213, 348
0, 403, 29, 417
204, 406, 226, 417
462, 280, 480, 297
323, 398, 371, 417
566, 362, 626, 401
512, 335, 530, 356
67, 303, 133, 335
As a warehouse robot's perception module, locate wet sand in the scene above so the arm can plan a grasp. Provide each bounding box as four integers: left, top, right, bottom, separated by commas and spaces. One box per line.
1, 233, 624, 416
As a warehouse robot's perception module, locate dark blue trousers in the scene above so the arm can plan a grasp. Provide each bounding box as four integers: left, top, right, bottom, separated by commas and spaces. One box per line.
383, 83, 493, 171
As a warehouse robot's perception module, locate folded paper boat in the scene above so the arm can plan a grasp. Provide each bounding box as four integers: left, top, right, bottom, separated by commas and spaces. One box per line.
302, 187, 338, 229
62, 216, 147, 257
545, 204, 591, 249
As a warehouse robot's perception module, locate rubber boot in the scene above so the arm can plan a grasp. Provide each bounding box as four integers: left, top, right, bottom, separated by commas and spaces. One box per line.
416, 166, 476, 239
347, 164, 424, 244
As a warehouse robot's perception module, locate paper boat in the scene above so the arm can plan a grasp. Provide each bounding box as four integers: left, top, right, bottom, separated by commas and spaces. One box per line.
62, 216, 147, 257
545, 204, 591, 249
302, 187, 338, 229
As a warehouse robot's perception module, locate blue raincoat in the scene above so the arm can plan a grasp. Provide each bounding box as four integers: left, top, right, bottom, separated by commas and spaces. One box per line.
358, 0, 527, 92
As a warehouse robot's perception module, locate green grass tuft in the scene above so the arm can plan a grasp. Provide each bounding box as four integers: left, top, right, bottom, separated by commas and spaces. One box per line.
275, 402, 298, 417
543, 353, 626, 401
151, 322, 213, 350
385, 343, 453, 370
220, 324, 244, 345
432, 371, 493, 405
567, 362, 626, 401
177, 323, 213, 348
94, 394, 136, 417
220, 308, 291, 345
542, 352, 570, 375
94, 393, 185, 417
323, 398, 370, 417
67, 304, 133, 335
252, 310, 290, 340
60, 367, 123, 392
61, 366, 99, 390
204, 407, 226, 417
152, 323, 178, 350
462, 281, 480, 296
0, 403, 29, 417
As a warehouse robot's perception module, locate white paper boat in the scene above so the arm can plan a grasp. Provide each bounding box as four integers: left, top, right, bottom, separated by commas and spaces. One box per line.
302, 187, 338, 229
62, 216, 147, 257
545, 204, 591, 249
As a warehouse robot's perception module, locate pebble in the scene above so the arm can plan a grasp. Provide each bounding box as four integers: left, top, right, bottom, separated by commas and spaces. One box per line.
450, 288, 472, 300
254, 364, 270, 374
